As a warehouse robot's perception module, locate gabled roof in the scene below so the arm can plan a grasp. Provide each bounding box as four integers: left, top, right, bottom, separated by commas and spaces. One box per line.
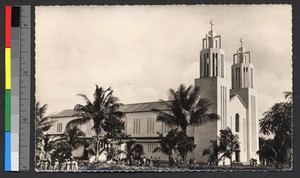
230, 94, 247, 108
49, 109, 79, 118
120, 101, 169, 113
49, 101, 170, 118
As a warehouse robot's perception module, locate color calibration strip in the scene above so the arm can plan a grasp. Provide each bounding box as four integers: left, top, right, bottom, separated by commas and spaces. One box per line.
5, 5, 31, 171
5, 5, 12, 171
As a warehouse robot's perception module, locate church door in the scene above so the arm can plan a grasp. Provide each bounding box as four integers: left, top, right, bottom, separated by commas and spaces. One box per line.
235, 150, 240, 162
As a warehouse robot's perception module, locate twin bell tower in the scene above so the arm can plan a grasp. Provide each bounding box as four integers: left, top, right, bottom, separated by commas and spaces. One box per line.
193, 20, 259, 163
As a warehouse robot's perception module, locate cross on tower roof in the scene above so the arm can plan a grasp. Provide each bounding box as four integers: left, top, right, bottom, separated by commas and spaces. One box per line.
240, 37, 243, 47
209, 19, 214, 31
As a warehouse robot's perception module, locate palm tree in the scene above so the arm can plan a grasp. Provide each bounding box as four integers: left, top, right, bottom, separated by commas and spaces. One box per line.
35, 102, 56, 168
66, 85, 125, 159
202, 140, 220, 165
152, 84, 219, 164
153, 84, 219, 134
123, 139, 144, 165
35, 102, 55, 146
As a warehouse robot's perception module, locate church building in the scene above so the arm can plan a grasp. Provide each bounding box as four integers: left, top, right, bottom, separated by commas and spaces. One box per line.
47, 21, 260, 164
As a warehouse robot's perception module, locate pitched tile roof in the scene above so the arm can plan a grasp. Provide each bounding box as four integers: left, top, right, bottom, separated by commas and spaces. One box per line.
49, 101, 170, 118
49, 109, 80, 118
120, 101, 170, 113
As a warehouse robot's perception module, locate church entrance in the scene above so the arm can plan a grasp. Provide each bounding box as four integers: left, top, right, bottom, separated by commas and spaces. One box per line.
235, 150, 240, 162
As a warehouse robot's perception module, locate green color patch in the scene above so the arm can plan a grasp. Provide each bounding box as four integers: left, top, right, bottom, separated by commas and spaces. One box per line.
5, 90, 11, 132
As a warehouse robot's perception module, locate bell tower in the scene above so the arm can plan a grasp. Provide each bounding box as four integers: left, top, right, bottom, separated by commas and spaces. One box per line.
199, 20, 225, 79
194, 20, 229, 162
230, 38, 259, 162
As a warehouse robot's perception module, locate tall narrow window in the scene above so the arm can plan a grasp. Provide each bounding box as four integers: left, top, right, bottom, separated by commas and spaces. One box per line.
235, 114, 240, 132
212, 53, 215, 76
86, 121, 92, 135
57, 123, 63, 133
147, 118, 154, 134
204, 54, 207, 77
221, 54, 224, 78
133, 119, 140, 134
207, 53, 210, 77
251, 68, 254, 88
232, 68, 234, 89
236, 68, 238, 89
216, 53, 218, 76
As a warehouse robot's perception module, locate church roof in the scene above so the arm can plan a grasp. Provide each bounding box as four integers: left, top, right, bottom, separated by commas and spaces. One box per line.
230, 94, 247, 108
120, 101, 170, 113
49, 101, 170, 118
49, 109, 80, 118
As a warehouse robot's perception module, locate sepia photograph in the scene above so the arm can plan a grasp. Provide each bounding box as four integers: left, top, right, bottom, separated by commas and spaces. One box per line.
34, 5, 292, 172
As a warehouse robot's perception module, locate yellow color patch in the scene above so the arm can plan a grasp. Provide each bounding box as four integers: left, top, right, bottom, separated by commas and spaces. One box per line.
5, 48, 11, 89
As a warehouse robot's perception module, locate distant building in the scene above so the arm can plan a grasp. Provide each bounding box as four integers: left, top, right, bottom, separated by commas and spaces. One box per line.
47, 22, 259, 164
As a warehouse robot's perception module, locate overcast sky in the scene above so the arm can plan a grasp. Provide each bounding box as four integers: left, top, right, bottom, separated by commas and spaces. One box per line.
35, 5, 292, 120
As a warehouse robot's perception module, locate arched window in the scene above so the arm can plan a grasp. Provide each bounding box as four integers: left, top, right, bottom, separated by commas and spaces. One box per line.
235, 113, 240, 132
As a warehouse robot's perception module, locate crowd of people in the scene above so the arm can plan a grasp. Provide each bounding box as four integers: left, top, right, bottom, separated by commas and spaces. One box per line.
36, 157, 79, 171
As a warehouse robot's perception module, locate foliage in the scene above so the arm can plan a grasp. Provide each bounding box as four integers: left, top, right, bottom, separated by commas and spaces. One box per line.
66, 85, 125, 159
202, 140, 220, 165
124, 139, 144, 165
256, 137, 276, 165
218, 127, 240, 166
176, 131, 196, 162
259, 92, 292, 168
48, 126, 88, 162
153, 129, 178, 166
35, 102, 55, 147
154, 129, 196, 166
152, 84, 219, 133
152, 84, 218, 166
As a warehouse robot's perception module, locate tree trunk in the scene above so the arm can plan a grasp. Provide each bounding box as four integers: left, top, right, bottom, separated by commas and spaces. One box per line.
96, 133, 100, 161
168, 155, 173, 167
182, 155, 187, 167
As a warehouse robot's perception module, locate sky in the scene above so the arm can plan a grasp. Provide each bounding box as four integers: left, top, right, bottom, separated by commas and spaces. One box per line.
35, 5, 292, 122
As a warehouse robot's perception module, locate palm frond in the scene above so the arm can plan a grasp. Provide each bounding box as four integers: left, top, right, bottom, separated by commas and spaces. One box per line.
153, 147, 162, 153
190, 113, 219, 126
156, 111, 177, 126
66, 116, 91, 130
77, 94, 92, 106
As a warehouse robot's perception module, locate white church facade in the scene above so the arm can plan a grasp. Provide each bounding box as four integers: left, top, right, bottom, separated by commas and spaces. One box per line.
47, 22, 260, 164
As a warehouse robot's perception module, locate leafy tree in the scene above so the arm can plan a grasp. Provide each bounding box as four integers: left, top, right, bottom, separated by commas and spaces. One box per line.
49, 126, 88, 162
218, 127, 240, 167
153, 84, 219, 134
202, 140, 220, 165
153, 129, 180, 166
259, 92, 292, 168
256, 137, 276, 165
154, 129, 196, 166
101, 116, 127, 154
176, 131, 196, 164
66, 85, 125, 159
123, 139, 144, 165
